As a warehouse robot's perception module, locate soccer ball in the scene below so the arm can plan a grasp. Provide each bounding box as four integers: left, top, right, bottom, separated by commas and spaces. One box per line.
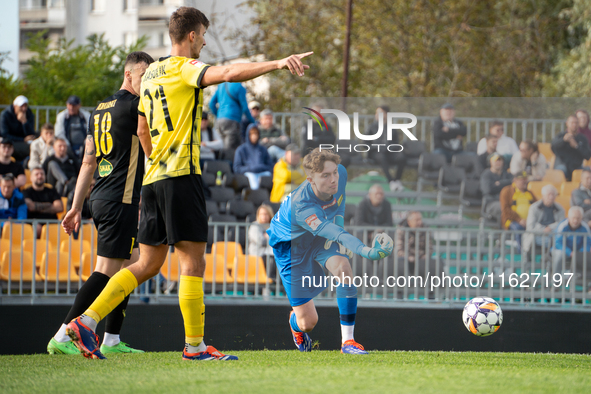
462, 297, 503, 337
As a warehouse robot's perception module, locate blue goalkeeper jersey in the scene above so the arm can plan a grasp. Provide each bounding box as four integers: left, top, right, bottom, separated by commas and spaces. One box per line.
268, 164, 366, 254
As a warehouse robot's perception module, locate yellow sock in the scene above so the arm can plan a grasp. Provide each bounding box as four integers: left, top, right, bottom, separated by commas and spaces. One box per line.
85, 268, 138, 323
179, 275, 205, 345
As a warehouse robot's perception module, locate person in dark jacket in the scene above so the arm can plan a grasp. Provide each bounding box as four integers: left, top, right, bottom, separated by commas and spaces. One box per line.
432, 103, 467, 163
354, 184, 393, 242
0, 174, 27, 226
480, 153, 513, 219
551, 115, 591, 181
233, 124, 274, 190
0, 95, 36, 161
570, 168, 591, 224
42, 137, 79, 196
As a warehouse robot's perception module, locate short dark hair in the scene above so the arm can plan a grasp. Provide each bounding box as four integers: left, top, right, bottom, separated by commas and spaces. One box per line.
124, 51, 155, 70
378, 105, 390, 113
40, 123, 54, 132
489, 120, 503, 130
520, 139, 538, 153
169, 7, 210, 44
1, 173, 15, 183
485, 134, 498, 141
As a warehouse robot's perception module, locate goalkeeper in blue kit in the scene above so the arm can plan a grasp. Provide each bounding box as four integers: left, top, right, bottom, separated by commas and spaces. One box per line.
267, 148, 394, 354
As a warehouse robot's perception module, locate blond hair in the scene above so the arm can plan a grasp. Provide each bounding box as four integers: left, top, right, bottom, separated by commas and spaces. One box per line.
302, 148, 341, 175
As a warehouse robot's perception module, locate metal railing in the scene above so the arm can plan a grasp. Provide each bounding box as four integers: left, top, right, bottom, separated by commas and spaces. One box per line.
2, 220, 590, 309
0, 105, 566, 148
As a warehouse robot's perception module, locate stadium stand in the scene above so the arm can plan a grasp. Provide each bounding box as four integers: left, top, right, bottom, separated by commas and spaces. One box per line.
459, 179, 483, 208
452, 154, 482, 179
438, 166, 465, 194
401, 140, 425, 168
242, 188, 270, 208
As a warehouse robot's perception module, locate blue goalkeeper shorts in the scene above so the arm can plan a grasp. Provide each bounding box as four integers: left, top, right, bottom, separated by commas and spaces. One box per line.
272, 236, 350, 307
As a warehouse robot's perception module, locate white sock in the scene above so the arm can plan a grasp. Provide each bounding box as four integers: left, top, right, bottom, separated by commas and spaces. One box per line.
341, 324, 355, 343
80, 314, 98, 332
185, 341, 207, 354
54, 324, 70, 342
103, 333, 120, 347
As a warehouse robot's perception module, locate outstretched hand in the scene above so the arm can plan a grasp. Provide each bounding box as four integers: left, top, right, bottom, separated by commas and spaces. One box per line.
279, 52, 313, 77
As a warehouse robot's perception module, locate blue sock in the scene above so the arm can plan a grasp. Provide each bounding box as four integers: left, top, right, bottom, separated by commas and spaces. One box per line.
290, 312, 302, 333
336, 284, 357, 326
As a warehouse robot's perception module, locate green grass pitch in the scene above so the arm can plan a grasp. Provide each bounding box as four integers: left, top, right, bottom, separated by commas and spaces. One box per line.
1, 351, 590, 393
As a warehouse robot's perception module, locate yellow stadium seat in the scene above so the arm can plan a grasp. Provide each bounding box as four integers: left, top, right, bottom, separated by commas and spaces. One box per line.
560, 182, 578, 197
527, 181, 553, 200
543, 169, 566, 189
79, 223, 98, 263
40, 223, 67, 250
160, 251, 181, 282
212, 241, 244, 262
1, 222, 35, 245
38, 251, 80, 282
78, 252, 95, 281
555, 195, 571, 212
0, 250, 42, 282
56, 197, 68, 220
232, 255, 271, 285
204, 253, 233, 284
0, 238, 20, 254
538, 143, 554, 162
60, 239, 91, 269
572, 169, 583, 184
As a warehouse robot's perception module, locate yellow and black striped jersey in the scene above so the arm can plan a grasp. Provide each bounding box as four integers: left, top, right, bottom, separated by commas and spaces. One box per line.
138, 56, 210, 185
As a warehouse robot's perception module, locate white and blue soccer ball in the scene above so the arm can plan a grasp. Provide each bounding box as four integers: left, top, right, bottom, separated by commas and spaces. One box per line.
462, 297, 503, 337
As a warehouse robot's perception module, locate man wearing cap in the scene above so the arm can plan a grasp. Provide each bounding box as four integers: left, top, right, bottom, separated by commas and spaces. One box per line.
500, 171, 537, 250
55, 95, 91, 158
0, 139, 26, 188
241, 101, 261, 142
480, 153, 513, 221
0, 95, 36, 161
209, 82, 256, 149
432, 103, 467, 163
270, 143, 306, 203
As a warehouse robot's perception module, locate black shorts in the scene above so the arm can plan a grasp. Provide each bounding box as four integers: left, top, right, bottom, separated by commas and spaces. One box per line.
138, 174, 208, 245
89, 199, 139, 259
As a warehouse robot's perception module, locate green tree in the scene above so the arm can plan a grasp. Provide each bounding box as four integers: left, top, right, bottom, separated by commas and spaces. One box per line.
0, 51, 23, 104
232, 0, 572, 109
23, 32, 147, 106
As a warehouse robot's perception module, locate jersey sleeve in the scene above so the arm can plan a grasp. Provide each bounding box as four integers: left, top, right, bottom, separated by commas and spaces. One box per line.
335, 165, 347, 218
180, 59, 210, 88
137, 94, 146, 117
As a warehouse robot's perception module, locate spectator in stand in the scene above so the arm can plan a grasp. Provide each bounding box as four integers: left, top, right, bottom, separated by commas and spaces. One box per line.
480, 153, 513, 219
576, 109, 591, 143
355, 184, 393, 232
0, 138, 26, 188
67, 177, 95, 221
551, 115, 591, 181
300, 103, 336, 156
0, 174, 27, 224
395, 211, 434, 279
210, 82, 256, 149
510, 140, 547, 182
29, 123, 55, 170
432, 103, 467, 163
0, 95, 36, 161
477, 120, 518, 162
42, 137, 79, 196
523, 184, 565, 254
240, 101, 261, 142
477, 134, 498, 170
270, 144, 306, 203
248, 204, 276, 280
570, 168, 591, 225
233, 124, 273, 190
22, 167, 64, 237
552, 206, 591, 278
258, 109, 290, 161
367, 106, 406, 191
199, 111, 223, 163
500, 171, 537, 251
55, 95, 90, 158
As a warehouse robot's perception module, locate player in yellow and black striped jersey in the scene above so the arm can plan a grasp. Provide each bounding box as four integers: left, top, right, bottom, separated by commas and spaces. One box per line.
66, 6, 313, 361
50, 52, 154, 357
